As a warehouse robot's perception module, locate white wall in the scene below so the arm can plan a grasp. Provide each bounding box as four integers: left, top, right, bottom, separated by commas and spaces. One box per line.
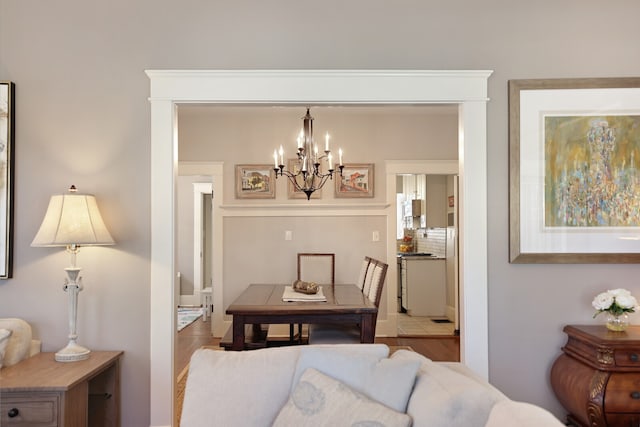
1, 1, 639, 425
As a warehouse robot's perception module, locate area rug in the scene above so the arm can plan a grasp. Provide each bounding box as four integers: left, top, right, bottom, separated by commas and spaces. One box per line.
177, 307, 203, 331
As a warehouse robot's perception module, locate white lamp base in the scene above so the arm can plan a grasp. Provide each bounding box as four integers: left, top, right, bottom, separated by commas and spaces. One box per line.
55, 340, 91, 362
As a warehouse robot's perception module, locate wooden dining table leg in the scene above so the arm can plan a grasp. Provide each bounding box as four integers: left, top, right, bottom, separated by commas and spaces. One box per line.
232, 315, 246, 351
360, 314, 375, 343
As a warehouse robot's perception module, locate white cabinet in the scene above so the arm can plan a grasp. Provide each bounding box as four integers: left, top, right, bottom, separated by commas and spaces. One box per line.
426, 175, 447, 228
403, 258, 446, 316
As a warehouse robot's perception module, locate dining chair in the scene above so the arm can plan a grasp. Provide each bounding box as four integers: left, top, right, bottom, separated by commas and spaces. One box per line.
291, 253, 335, 343
297, 253, 335, 285
307, 258, 388, 344
356, 256, 373, 291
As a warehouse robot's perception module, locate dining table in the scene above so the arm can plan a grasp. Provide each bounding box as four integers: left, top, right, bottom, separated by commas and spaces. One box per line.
225, 283, 378, 351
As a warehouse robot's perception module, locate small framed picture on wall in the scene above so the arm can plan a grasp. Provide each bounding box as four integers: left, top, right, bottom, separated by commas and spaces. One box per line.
335, 163, 374, 198
234, 164, 276, 199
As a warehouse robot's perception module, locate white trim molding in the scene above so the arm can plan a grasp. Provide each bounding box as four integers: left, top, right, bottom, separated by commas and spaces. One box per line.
147, 69, 492, 427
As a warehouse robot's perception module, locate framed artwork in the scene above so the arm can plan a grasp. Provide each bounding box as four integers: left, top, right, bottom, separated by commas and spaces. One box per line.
509, 77, 640, 263
335, 163, 374, 198
0, 82, 14, 278
234, 164, 275, 199
287, 159, 321, 199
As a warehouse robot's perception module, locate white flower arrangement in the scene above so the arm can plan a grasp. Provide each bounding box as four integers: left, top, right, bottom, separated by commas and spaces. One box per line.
592, 288, 640, 318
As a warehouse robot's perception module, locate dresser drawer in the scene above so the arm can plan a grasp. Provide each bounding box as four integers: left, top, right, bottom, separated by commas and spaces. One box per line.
0, 393, 59, 427
605, 374, 640, 413
615, 350, 640, 368
606, 413, 640, 426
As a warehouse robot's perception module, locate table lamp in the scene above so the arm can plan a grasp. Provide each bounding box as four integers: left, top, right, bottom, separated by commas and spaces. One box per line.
31, 185, 114, 362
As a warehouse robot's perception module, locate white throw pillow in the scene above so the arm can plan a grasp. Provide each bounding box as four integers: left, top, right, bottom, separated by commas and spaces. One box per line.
180, 346, 301, 427
392, 350, 504, 427
0, 319, 32, 367
180, 344, 389, 427
0, 328, 12, 369
293, 345, 420, 412
273, 368, 412, 427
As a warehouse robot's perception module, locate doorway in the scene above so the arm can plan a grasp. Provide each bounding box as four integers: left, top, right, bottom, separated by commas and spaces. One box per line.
177, 161, 225, 339
176, 179, 213, 308
148, 70, 492, 426
395, 173, 459, 337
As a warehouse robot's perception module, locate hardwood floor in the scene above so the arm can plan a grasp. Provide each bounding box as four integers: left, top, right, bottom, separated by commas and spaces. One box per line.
176, 317, 460, 375
175, 317, 219, 373
396, 313, 457, 336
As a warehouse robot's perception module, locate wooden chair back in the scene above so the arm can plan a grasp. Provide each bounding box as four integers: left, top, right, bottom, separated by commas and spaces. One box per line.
297, 253, 335, 285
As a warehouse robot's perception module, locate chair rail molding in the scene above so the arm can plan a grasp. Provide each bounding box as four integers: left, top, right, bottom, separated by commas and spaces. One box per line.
148, 69, 492, 427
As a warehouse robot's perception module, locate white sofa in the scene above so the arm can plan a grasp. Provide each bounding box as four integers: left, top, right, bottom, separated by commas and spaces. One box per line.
0, 318, 41, 369
180, 344, 563, 427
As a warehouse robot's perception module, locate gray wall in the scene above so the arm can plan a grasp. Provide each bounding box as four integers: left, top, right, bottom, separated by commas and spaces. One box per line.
1, 1, 639, 425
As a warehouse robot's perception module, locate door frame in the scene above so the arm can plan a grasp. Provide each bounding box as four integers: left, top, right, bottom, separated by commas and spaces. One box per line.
192, 182, 212, 304
148, 70, 492, 426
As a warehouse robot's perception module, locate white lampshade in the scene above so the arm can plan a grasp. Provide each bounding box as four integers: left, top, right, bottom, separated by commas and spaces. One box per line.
32, 190, 114, 247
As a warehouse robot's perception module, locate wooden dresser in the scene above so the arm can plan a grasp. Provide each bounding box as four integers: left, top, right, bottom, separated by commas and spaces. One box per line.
551, 325, 640, 426
0, 351, 122, 426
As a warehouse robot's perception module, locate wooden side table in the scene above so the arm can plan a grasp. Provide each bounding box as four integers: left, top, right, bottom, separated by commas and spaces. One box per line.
0, 351, 122, 426
551, 325, 640, 427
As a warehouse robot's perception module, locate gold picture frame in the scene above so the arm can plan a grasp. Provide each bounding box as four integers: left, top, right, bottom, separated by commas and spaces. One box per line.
234, 164, 276, 199
509, 77, 640, 263
335, 163, 374, 198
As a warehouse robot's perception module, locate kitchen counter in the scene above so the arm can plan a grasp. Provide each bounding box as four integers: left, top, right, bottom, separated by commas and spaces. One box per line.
398, 252, 444, 260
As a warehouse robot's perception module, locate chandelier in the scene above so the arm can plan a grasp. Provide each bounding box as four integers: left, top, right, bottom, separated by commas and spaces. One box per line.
273, 108, 343, 200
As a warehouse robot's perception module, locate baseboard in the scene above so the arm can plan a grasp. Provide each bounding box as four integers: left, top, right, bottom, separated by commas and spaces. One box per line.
446, 305, 456, 322
375, 318, 397, 337
179, 294, 199, 307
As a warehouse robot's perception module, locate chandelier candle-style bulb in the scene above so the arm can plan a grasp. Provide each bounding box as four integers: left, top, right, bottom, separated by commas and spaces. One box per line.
273, 108, 344, 200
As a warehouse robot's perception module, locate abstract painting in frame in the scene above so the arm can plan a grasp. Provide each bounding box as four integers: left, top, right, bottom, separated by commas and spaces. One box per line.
0, 82, 14, 278
509, 77, 640, 263
234, 164, 275, 199
287, 159, 321, 199
335, 163, 374, 198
